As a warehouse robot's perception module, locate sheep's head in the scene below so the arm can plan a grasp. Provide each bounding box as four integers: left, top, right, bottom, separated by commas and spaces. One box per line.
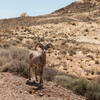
35, 43, 53, 53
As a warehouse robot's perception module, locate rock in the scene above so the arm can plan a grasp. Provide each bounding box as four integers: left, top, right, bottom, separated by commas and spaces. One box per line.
20, 12, 28, 17
39, 93, 44, 97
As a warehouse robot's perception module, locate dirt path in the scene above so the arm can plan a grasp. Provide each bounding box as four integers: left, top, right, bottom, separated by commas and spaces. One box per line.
0, 72, 85, 100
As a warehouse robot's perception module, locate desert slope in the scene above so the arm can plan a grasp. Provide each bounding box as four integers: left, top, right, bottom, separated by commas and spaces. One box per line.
0, 0, 100, 100
0, 0, 100, 80
0, 72, 85, 100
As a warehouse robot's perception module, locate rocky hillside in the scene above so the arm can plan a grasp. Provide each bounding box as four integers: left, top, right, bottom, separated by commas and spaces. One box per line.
53, 0, 100, 14
0, 0, 100, 100
0, 0, 100, 31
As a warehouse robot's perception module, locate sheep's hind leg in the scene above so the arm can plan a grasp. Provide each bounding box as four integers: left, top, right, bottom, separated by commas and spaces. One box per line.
35, 68, 38, 82
28, 64, 32, 80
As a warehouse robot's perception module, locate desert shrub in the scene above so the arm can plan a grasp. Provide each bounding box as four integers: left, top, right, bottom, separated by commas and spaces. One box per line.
71, 78, 89, 95
1, 60, 28, 78
71, 79, 100, 100
86, 82, 100, 100
9, 47, 29, 62
43, 67, 57, 81
55, 74, 100, 100
0, 46, 29, 78
55, 75, 75, 89
86, 92, 100, 100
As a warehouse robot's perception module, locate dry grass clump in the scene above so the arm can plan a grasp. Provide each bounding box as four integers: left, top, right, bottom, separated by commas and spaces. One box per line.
43, 67, 57, 81
55, 74, 100, 100
0, 46, 29, 78
55, 75, 75, 88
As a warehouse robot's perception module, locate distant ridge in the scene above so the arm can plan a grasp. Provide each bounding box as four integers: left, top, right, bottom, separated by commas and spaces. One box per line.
0, 0, 100, 31
52, 0, 100, 15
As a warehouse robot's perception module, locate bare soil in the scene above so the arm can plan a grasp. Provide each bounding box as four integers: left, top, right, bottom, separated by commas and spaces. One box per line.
0, 72, 85, 100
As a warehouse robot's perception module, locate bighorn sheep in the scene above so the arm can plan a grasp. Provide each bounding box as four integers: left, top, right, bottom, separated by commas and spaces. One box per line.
28, 43, 53, 84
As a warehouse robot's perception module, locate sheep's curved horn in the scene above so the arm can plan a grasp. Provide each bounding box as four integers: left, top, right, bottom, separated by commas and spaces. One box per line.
35, 43, 43, 50
46, 43, 53, 49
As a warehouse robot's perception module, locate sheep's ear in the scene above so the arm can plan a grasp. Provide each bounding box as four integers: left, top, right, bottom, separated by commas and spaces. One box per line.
35, 43, 43, 50
46, 43, 53, 49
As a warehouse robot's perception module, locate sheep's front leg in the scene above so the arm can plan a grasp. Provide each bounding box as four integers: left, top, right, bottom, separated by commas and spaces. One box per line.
28, 63, 32, 80
39, 69, 43, 84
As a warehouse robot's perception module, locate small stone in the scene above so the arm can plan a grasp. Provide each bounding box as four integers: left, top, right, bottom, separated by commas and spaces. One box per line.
20, 90, 22, 93
29, 90, 32, 94
39, 93, 44, 97
48, 94, 51, 97
25, 91, 27, 93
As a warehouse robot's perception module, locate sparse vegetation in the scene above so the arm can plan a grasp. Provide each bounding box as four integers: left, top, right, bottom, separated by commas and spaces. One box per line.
55, 74, 100, 100
44, 67, 57, 81
4, 29, 13, 34
0, 46, 29, 78
0, 0, 100, 99
0, 47, 100, 100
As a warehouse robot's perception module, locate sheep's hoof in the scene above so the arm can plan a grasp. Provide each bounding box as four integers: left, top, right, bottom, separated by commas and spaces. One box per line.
40, 80, 43, 84
29, 77, 31, 80
35, 78, 38, 83
26, 80, 30, 84
33, 80, 36, 84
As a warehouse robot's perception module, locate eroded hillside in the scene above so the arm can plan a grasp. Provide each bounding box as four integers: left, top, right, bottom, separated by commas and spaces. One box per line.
0, 0, 100, 100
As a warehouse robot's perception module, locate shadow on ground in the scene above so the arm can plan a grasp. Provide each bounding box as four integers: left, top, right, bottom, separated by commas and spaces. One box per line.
26, 80, 44, 91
